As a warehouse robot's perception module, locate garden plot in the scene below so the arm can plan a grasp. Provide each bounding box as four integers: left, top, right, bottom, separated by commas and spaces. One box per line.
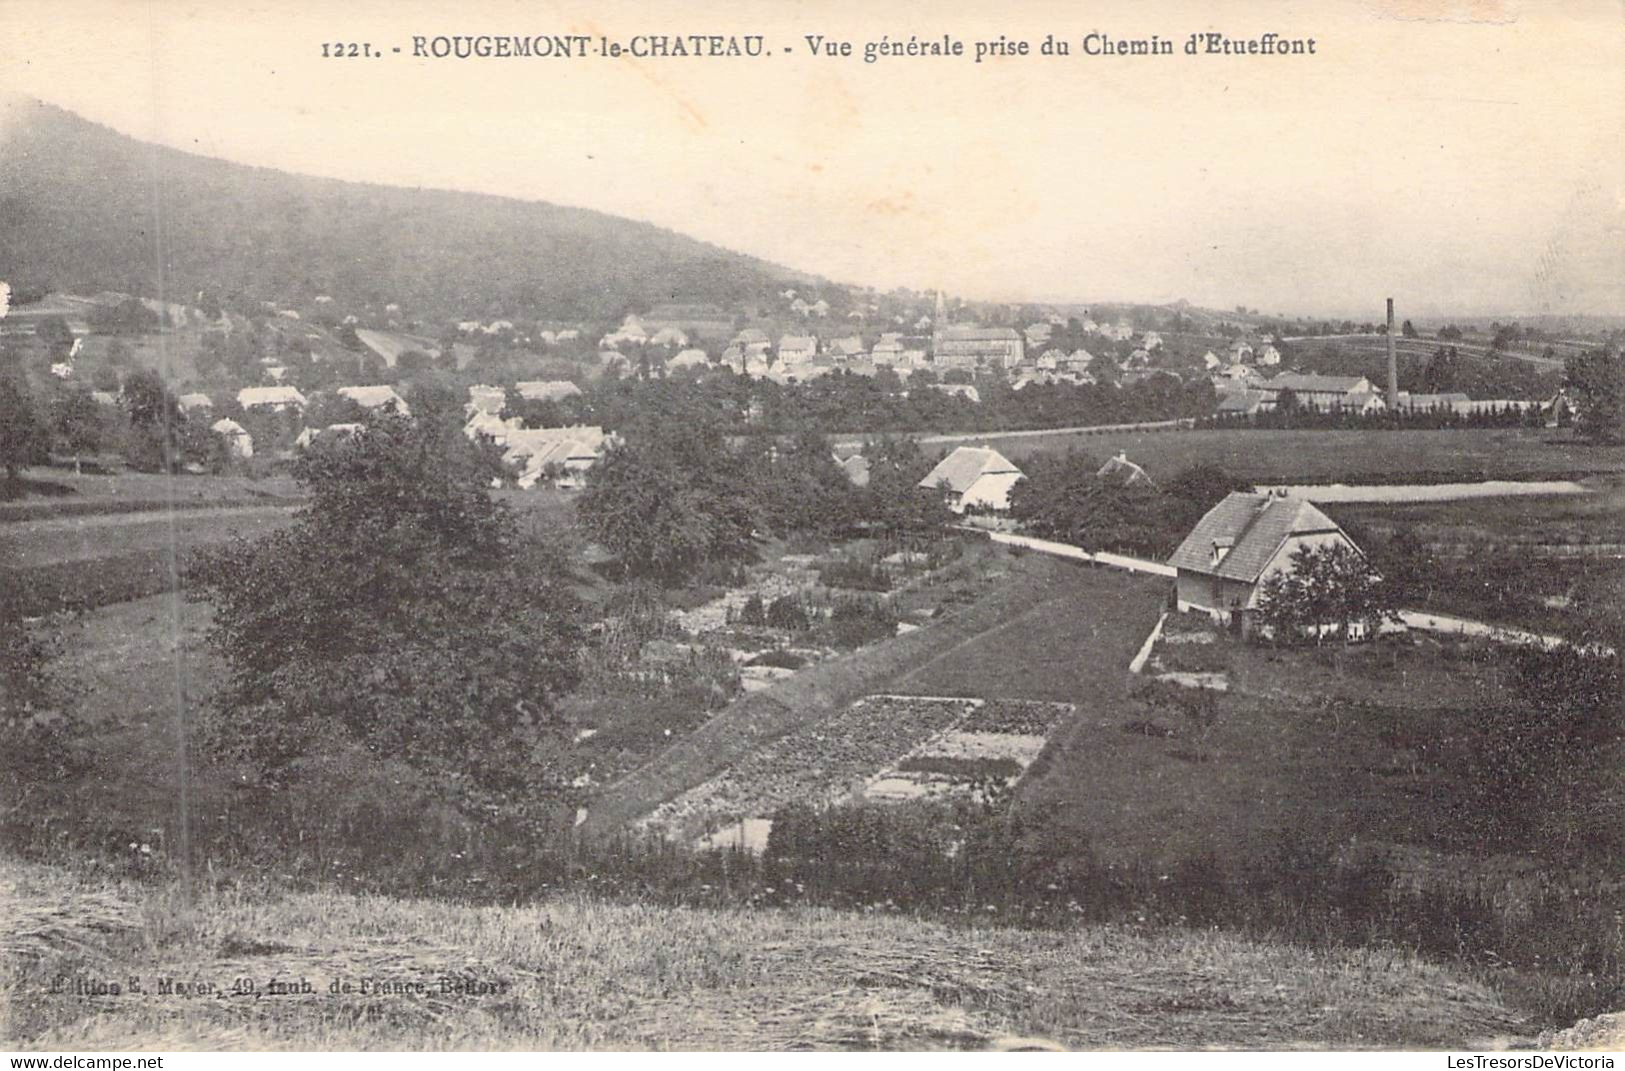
863, 699, 1074, 803
1146, 614, 1231, 690
640, 694, 983, 839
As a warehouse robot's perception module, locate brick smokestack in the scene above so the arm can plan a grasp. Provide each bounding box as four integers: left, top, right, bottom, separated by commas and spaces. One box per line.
1385, 297, 1398, 410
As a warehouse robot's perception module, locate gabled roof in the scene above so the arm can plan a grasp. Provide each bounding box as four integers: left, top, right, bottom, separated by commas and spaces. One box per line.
337, 385, 409, 413
836, 454, 870, 487
237, 386, 307, 408
1266, 373, 1371, 395
177, 392, 213, 410
936, 326, 1021, 342
918, 446, 1022, 495
466, 384, 507, 414
501, 425, 608, 467
514, 380, 582, 402
1097, 453, 1156, 489
961, 470, 1025, 511
1167, 493, 1351, 582
668, 348, 710, 369
1216, 389, 1274, 414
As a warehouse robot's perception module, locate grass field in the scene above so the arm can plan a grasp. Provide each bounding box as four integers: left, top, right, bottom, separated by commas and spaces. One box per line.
1327, 480, 1625, 549
965, 427, 1625, 484
0, 504, 298, 571
1017, 619, 1507, 869
0, 856, 1526, 1050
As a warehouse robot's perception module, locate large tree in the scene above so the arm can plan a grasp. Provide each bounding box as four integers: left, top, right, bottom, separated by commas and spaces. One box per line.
1564, 348, 1624, 444
0, 376, 46, 490
1254, 542, 1400, 645
191, 411, 583, 824
578, 421, 761, 581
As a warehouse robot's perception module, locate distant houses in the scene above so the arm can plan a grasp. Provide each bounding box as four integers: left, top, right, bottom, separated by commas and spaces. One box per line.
210, 418, 253, 459
641, 303, 735, 340
237, 385, 307, 412
501, 426, 610, 490
932, 326, 1024, 370
929, 382, 982, 405
918, 446, 1025, 514
1167, 491, 1363, 635
514, 380, 583, 404
1097, 451, 1156, 490
777, 334, 818, 365
337, 384, 410, 415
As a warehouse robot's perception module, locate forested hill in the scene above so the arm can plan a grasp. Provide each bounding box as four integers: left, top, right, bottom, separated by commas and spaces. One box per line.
0, 99, 812, 322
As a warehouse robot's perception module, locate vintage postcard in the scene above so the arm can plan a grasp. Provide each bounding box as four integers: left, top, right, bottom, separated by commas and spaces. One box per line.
1, 0, 1622, 1057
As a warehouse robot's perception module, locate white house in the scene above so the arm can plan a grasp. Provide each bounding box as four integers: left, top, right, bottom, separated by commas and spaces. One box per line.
514, 380, 583, 403
466, 384, 507, 416
337, 384, 410, 415
777, 335, 818, 364
918, 446, 1025, 514
667, 348, 711, 373
237, 386, 307, 412
210, 418, 254, 459
1167, 492, 1364, 634
501, 425, 610, 490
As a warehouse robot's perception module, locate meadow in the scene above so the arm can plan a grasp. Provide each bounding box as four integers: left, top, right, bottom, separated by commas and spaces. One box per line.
1, 856, 1526, 1050
965, 427, 1625, 484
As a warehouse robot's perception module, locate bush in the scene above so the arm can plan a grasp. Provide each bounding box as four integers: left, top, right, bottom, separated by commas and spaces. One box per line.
820, 596, 898, 650
734, 593, 766, 626
746, 648, 806, 670
765, 595, 811, 632
816, 558, 891, 592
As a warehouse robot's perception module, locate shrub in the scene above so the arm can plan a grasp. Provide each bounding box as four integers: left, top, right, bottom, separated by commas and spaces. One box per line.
746, 648, 806, 670
735, 593, 766, 626
816, 557, 891, 592
765, 595, 811, 632
820, 596, 898, 650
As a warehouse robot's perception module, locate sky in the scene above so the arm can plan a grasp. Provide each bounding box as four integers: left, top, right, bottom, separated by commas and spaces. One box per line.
1, 0, 1622, 319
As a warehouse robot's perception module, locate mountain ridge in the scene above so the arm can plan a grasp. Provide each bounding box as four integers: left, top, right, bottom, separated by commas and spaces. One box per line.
0, 99, 817, 324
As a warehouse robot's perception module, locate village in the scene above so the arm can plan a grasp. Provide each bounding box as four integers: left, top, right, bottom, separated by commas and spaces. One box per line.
2, 79, 1623, 1053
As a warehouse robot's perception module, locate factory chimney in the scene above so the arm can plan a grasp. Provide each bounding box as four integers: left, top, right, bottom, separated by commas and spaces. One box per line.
1385, 298, 1398, 410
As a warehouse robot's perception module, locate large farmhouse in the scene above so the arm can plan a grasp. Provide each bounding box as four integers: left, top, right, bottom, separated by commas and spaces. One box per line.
1167, 492, 1362, 633
932, 326, 1025, 370
918, 446, 1025, 513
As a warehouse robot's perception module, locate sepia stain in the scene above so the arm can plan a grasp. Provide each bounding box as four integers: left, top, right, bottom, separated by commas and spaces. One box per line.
568, 19, 709, 133
1365, 0, 1521, 24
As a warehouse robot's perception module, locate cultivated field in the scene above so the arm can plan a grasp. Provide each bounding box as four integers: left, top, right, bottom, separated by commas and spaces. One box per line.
0, 857, 1526, 1050
962, 427, 1625, 484
584, 553, 1163, 834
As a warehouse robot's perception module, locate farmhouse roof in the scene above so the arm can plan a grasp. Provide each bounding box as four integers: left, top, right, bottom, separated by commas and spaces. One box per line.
1097, 452, 1156, 489
466, 384, 507, 414
514, 379, 582, 402
836, 453, 871, 487
501, 425, 608, 468
1265, 373, 1371, 395
918, 446, 1022, 495
337, 385, 409, 413
237, 386, 307, 409
667, 348, 711, 370
177, 393, 213, 411
937, 326, 1021, 342
1215, 389, 1273, 415
960, 470, 1025, 511
1168, 493, 1348, 583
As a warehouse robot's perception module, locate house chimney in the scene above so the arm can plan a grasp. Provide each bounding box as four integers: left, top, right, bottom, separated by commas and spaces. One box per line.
1385, 297, 1398, 410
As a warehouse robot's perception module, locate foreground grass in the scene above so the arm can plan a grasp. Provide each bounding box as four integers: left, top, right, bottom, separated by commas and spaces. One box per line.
1, 857, 1525, 1050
